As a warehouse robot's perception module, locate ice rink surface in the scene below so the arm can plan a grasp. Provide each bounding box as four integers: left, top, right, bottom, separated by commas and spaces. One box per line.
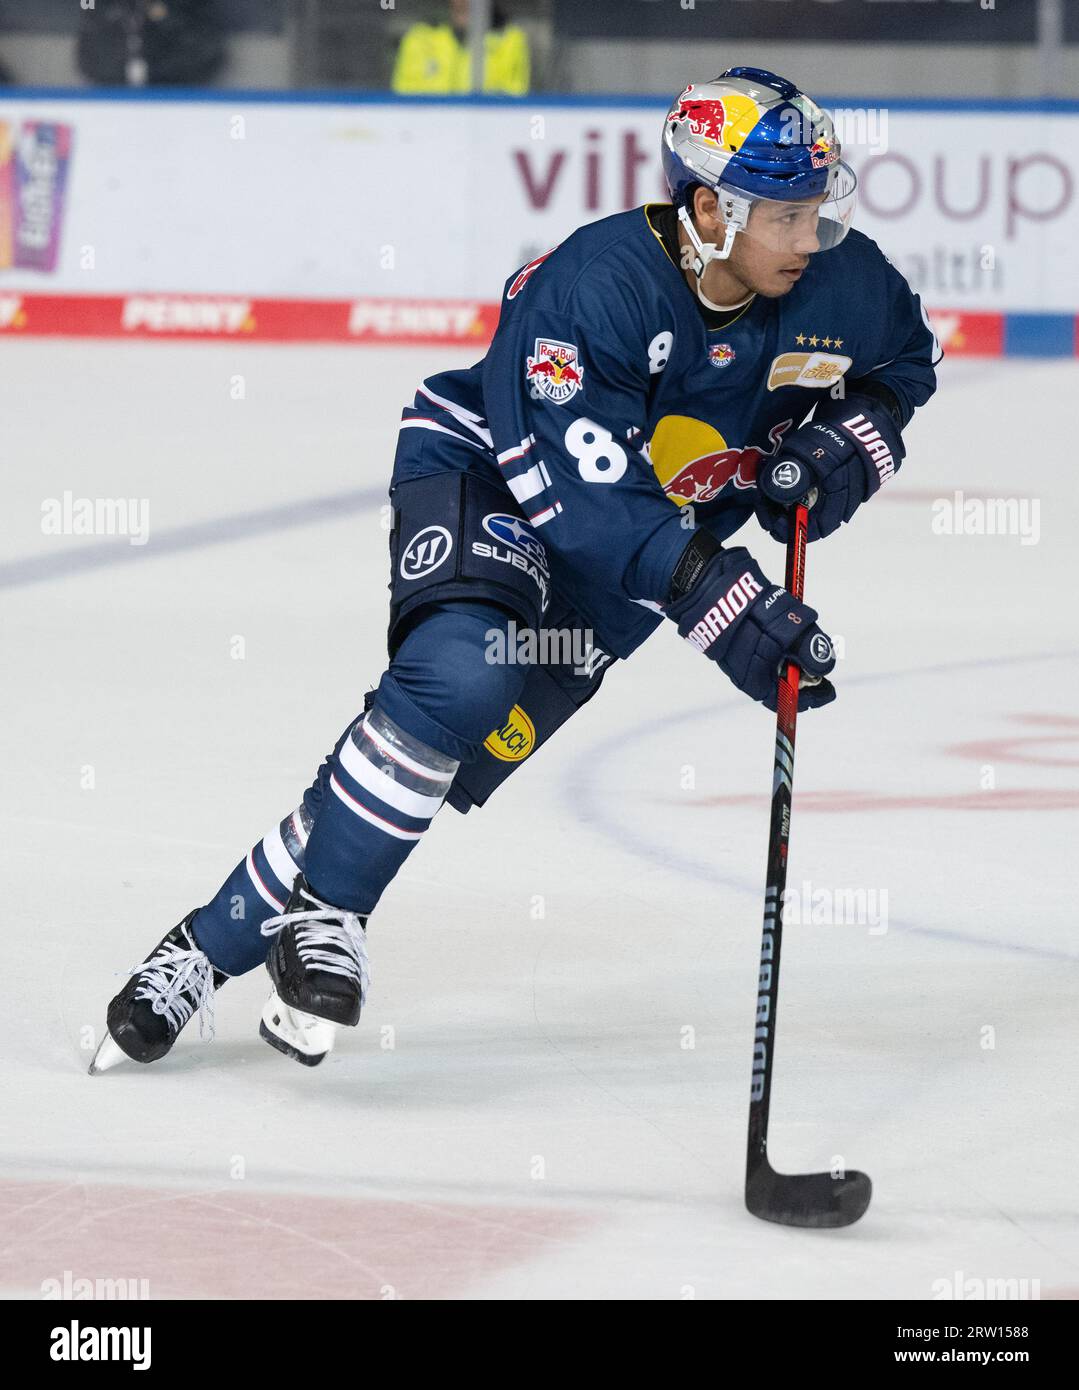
2, 340, 1076, 1299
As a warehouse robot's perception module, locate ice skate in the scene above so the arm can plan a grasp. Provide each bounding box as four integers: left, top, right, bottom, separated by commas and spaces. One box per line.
89, 914, 227, 1074
260, 876, 370, 1067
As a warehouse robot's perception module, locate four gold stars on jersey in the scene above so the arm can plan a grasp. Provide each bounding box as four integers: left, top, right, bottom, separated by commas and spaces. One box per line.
794, 333, 844, 349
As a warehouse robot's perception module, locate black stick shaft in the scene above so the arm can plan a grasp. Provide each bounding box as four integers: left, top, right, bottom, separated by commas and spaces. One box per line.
746, 502, 809, 1177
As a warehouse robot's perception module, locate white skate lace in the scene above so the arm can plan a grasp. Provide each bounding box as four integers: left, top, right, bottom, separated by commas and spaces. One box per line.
261, 896, 371, 1006
130, 939, 218, 1039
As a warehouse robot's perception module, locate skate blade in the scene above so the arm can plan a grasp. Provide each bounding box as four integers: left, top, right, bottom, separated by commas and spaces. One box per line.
87, 1033, 128, 1075
260, 989, 334, 1067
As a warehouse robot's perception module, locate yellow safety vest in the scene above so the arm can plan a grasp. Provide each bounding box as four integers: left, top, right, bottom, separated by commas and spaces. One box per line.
391, 22, 530, 96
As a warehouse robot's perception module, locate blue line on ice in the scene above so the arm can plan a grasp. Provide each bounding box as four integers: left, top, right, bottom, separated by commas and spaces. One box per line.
0, 486, 386, 591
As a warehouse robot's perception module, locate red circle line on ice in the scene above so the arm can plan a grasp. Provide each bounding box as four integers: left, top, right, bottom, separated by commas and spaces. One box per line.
651, 713, 1079, 813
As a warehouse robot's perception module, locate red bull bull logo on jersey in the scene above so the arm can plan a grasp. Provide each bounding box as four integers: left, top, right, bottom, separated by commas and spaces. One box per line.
708, 342, 736, 369
525, 338, 584, 404
650, 414, 794, 507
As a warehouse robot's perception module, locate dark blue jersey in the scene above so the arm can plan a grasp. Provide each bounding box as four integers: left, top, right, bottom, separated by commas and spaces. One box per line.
391, 203, 939, 657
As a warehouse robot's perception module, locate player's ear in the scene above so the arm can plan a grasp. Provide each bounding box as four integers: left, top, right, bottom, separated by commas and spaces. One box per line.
693, 185, 722, 235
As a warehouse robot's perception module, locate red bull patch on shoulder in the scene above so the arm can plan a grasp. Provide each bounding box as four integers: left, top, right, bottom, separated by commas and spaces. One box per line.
525, 338, 585, 404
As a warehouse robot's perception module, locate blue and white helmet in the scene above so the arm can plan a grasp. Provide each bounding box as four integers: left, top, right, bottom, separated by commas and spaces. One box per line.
662, 66, 858, 280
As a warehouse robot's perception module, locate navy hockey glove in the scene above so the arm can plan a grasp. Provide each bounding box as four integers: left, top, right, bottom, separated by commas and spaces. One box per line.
666, 534, 837, 713
755, 393, 905, 543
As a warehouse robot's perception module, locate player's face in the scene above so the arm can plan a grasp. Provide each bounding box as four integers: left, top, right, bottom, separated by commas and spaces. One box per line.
690, 187, 834, 303
729, 195, 828, 298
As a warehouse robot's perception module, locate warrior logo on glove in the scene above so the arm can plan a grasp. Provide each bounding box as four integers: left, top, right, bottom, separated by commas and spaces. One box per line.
667, 542, 838, 714
755, 394, 906, 543
770, 461, 803, 493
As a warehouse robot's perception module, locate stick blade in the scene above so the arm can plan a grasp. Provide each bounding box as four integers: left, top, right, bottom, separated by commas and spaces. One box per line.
745, 1162, 872, 1229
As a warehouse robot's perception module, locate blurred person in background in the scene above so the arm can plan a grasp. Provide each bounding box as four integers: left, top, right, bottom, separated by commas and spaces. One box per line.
392, 0, 529, 96
77, 0, 226, 87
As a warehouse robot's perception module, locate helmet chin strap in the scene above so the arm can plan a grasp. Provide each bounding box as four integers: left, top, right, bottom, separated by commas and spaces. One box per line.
676, 200, 754, 313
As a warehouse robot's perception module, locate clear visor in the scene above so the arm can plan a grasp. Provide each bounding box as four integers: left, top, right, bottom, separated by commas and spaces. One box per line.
730, 161, 858, 255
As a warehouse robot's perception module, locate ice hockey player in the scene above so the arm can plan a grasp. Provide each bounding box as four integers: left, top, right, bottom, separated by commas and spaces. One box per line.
91, 67, 938, 1074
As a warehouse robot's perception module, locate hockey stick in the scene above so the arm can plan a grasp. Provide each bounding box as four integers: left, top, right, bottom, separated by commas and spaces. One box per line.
743, 498, 872, 1228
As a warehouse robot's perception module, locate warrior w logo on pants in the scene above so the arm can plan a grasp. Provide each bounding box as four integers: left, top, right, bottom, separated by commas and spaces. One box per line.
400, 526, 453, 580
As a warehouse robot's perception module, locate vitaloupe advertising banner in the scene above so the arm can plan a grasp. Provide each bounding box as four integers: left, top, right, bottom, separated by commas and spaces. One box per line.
0, 97, 1075, 352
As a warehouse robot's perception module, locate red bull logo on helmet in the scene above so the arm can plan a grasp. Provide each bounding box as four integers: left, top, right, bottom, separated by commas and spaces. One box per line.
670, 83, 763, 153
525, 338, 584, 404
650, 414, 793, 507
809, 137, 838, 170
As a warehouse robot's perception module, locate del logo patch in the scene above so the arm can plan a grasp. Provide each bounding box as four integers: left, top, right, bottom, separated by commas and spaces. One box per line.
525, 339, 584, 403
484, 705, 536, 762
767, 351, 852, 392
